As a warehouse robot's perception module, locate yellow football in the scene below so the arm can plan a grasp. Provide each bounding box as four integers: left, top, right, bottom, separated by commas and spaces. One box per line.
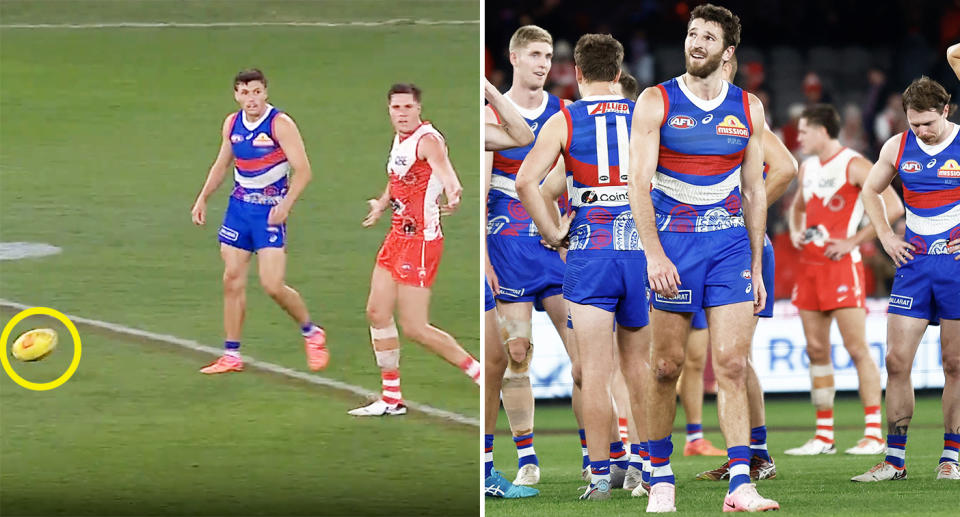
11, 328, 58, 362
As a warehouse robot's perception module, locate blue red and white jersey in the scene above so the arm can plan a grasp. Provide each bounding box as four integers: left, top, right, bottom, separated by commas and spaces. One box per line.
653, 77, 753, 232
894, 125, 960, 255
229, 105, 289, 205
488, 93, 566, 239
560, 95, 641, 252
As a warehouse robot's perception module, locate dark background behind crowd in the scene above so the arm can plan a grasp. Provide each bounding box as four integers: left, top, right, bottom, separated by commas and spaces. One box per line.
486, 0, 960, 299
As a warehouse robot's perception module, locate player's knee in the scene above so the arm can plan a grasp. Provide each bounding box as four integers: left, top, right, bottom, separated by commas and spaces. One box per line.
806, 341, 830, 363
714, 353, 747, 382
366, 304, 392, 328
487, 349, 508, 377
845, 342, 870, 362
506, 339, 530, 365
223, 269, 245, 292
885, 350, 912, 377
942, 355, 960, 380
259, 278, 285, 299
570, 362, 583, 388
653, 356, 683, 382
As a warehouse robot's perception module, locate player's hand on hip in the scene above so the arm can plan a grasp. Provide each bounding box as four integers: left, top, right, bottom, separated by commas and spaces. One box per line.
879, 233, 915, 266
753, 275, 767, 315
191, 199, 206, 225
362, 198, 385, 227
544, 210, 575, 248
647, 251, 681, 299
267, 202, 290, 225
949, 237, 960, 260
824, 238, 855, 260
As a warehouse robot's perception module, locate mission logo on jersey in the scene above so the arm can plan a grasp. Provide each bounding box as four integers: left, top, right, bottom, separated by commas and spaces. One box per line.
715, 115, 749, 138
252, 133, 275, 147
937, 159, 960, 178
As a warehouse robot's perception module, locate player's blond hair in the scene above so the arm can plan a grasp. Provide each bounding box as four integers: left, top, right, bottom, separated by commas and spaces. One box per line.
509, 25, 553, 53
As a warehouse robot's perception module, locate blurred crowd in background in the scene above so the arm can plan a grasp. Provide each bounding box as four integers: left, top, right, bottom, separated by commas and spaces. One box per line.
486, 0, 960, 299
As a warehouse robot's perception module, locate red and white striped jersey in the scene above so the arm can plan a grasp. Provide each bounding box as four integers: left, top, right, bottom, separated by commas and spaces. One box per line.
387, 121, 445, 241
799, 147, 864, 265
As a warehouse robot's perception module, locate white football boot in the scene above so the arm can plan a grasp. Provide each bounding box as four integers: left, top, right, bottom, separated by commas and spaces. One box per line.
784, 438, 836, 456
646, 483, 676, 512
513, 464, 540, 485
851, 462, 907, 482
347, 399, 407, 416
845, 437, 885, 455
936, 462, 960, 480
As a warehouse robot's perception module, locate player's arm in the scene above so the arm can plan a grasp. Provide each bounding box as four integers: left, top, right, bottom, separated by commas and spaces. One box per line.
191, 115, 236, 225
628, 86, 680, 297
861, 134, 916, 265
484, 106, 500, 293
484, 79, 535, 151
419, 134, 462, 213
362, 180, 391, 227
516, 113, 571, 247
788, 163, 807, 249
762, 129, 798, 206
824, 156, 905, 260
741, 93, 769, 313
949, 43, 960, 79
270, 113, 313, 225
539, 159, 567, 227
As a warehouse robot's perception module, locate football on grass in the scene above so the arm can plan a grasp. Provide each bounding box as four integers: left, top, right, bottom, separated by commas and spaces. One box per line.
11, 328, 58, 361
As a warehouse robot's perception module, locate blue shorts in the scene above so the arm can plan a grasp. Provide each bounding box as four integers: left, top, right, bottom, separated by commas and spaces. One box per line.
888, 254, 960, 321
218, 198, 286, 252
488, 236, 565, 303
485, 280, 496, 312
563, 250, 650, 328
652, 228, 752, 313
691, 310, 707, 329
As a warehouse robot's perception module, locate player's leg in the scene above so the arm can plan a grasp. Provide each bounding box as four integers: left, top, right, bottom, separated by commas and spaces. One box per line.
785, 309, 838, 455
570, 301, 616, 500
681, 325, 725, 456
745, 353, 776, 479
852, 314, 926, 481
835, 307, 884, 454
612, 367, 630, 444
616, 323, 651, 495
349, 265, 404, 416
541, 294, 588, 472
201, 243, 253, 373
495, 300, 539, 484
257, 247, 328, 370
396, 283, 479, 381
938, 319, 960, 479
606, 345, 630, 488
647, 308, 690, 495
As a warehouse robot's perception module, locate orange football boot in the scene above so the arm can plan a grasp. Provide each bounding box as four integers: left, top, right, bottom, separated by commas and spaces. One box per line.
684, 438, 727, 456
305, 328, 329, 371
200, 354, 244, 374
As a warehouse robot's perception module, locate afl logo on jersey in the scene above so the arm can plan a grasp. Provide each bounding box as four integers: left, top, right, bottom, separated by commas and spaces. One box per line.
937, 159, 960, 178
900, 161, 923, 173
715, 115, 749, 138
668, 115, 697, 129
230, 134, 244, 143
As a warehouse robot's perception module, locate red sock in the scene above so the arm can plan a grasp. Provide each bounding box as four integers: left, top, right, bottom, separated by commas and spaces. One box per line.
381, 369, 402, 406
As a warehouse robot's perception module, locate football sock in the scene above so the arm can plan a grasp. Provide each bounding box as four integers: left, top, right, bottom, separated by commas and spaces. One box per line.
686, 422, 704, 442
300, 322, 321, 337
514, 432, 539, 468
884, 434, 907, 469
941, 433, 960, 465
224, 340, 241, 358
815, 408, 835, 444
864, 405, 883, 442
648, 435, 675, 486
458, 356, 481, 384
579, 429, 589, 470
485, 434, 495, 478
640, 441, 652, 484
610, 441, 628, 470
629, 443, 643, 473
618, 417, 629, 443
381, 369, 401, 407
750, 425, 771, 461
590, 459, 611, 487
727, 445, 752, 494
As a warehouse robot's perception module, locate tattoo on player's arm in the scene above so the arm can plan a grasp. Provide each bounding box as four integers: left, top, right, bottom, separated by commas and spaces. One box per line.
888, 417, 911, 435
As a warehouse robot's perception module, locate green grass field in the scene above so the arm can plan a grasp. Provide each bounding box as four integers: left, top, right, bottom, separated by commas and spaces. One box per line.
0, 1, 480, 515
487, 396, 956, 515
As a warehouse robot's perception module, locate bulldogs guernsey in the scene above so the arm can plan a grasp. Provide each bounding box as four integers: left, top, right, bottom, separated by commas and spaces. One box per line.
560, 95, 648, 327
651, 77, 755, 312
218, 105, 290, 251
888, 125, 960, 320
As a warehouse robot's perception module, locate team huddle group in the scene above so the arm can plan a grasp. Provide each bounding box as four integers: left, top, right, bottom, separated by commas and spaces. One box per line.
483, 3, 960, 512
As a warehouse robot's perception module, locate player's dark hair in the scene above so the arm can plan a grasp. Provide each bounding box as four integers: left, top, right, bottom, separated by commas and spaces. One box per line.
388, 83, 422, 103
234, 68, 267, 89
902, 76, 951, 114
618, 70, 640, 101
801, 104, 841, 139
690, 3, 741, 49
574, 34, 624, 83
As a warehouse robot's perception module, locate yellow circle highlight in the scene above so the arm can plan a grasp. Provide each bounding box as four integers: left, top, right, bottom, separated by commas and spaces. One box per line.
1, 307, 82, 391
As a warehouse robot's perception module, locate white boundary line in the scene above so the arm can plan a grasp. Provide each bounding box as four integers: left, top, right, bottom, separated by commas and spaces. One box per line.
0, 19, 478, 29
0, 298, 478, 427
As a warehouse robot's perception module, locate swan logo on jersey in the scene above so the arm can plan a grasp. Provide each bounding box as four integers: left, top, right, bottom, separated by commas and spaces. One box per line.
252, 133, 275, 147
938, 159, 960, 178
715, 115, 749, 138
900, 161, 923, 173
588, 102, 630, 115
668, 115, 697, 129
827, 194, 846, 212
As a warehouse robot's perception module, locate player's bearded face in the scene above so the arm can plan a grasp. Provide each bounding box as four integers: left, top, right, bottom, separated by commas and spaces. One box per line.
234, 81, 268, 118
685, 45, 724, 78
388, 93, 422, 134
684, 19, 726, 79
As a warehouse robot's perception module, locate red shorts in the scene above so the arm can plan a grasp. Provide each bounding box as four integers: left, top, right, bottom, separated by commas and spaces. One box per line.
791, 258, 866, 312
376, 232, 444, 288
